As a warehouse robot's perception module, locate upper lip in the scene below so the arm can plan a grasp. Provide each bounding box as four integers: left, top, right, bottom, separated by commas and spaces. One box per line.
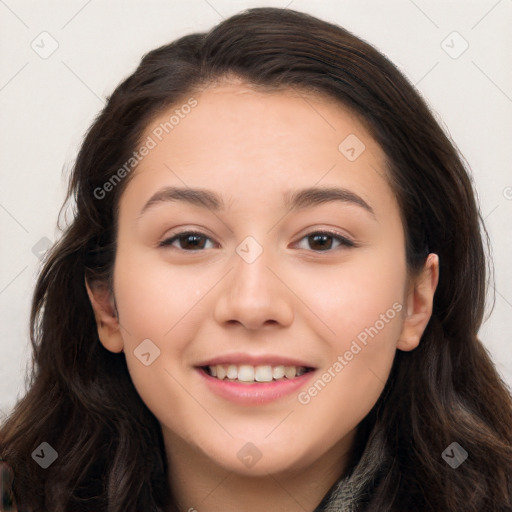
195, 353, 316, 369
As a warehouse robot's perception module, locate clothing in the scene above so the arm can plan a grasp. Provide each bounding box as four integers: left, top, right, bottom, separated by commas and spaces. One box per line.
313, 431, 388, 512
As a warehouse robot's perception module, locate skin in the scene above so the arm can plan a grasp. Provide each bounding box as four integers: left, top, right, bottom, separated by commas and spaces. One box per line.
86, 81, 439, 512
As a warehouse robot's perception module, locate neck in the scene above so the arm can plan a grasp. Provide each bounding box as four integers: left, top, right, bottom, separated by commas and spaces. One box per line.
163, 430, 356, 512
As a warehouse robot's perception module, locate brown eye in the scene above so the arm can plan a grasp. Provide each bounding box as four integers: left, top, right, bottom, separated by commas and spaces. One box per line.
297, 231, 355, 252
159, 231, 215, 251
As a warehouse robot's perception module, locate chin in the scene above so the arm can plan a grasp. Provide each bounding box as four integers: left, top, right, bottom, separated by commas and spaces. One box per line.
204, 437, 311, 477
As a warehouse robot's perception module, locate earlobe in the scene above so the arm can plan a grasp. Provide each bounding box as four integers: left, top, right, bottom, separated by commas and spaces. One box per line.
84, 277, 124, 353
397, 253, 439, 352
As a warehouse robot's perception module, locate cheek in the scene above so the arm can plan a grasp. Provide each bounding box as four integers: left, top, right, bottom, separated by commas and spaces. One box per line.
296, 277, 404, 452
112, 249, 211, 345
111, 253, 213, 429
111, 248, 220, 394
294, 246, 406, 345
292, 246, 406, 416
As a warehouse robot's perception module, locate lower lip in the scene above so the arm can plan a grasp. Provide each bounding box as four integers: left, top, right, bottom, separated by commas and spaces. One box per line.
196, 367, 316, 405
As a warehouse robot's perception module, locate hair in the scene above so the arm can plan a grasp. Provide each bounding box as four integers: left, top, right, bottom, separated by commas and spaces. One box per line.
1, 6, 511, 512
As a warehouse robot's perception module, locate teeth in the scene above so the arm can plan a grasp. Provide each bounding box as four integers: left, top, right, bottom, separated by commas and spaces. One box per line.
227, 364, 237, 379
255, 365, 273, 382
217, 365, 226, 380
284, 366, 296, 378
206, 364, 311, 382
272, 366, 285, 379
237, 365, 255, 382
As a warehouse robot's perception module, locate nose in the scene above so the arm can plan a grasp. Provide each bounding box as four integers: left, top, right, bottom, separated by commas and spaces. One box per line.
213, 242, 294, 331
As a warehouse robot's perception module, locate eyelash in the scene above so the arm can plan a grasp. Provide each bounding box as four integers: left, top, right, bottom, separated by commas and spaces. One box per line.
158, 230, 357, 253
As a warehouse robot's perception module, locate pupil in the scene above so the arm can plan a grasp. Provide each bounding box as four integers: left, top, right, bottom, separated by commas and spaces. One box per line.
310, 234, 332, 251
182, 234, 204, 249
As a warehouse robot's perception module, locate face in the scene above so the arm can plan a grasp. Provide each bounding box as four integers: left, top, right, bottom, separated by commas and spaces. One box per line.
89, 82, 435, 478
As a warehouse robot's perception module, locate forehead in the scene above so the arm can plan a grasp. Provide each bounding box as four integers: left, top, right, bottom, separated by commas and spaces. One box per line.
121, 83, 396, 218
148, 83, 373, 156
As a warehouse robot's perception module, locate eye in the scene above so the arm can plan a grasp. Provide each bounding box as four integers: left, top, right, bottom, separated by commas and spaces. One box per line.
295, 230, 356, 252
159, 229, 356, 252
159, 231, 216, 251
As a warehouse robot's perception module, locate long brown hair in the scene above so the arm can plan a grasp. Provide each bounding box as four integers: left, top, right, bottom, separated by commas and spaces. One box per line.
1, 7, 511, 511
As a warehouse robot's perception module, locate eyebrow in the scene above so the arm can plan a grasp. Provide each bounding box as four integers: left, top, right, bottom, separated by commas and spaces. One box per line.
138, 185, 375, 218
139, 186, 224, 216
283, 186, 375, 217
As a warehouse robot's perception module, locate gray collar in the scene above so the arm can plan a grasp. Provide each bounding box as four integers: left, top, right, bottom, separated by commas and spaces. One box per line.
314, 430, 388, 512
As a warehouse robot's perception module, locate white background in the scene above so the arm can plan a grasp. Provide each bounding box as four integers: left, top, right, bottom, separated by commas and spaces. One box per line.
1, 0, 511, 420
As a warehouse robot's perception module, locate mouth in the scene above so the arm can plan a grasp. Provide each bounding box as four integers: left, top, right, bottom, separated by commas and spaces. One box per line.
200, 364, 315, 383
195, 363, 317, 405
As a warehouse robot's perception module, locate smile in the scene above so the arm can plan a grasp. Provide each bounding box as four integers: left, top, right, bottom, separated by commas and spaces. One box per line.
196, 365, 316, 405
203, 364, 313, 383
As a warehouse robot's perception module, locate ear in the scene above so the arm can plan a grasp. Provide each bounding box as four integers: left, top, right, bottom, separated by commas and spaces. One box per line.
397, 253, 439, 352
84, 277, 124, 353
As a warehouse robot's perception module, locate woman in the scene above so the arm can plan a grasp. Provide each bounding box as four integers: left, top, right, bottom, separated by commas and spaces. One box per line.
1, 7, 511, 512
